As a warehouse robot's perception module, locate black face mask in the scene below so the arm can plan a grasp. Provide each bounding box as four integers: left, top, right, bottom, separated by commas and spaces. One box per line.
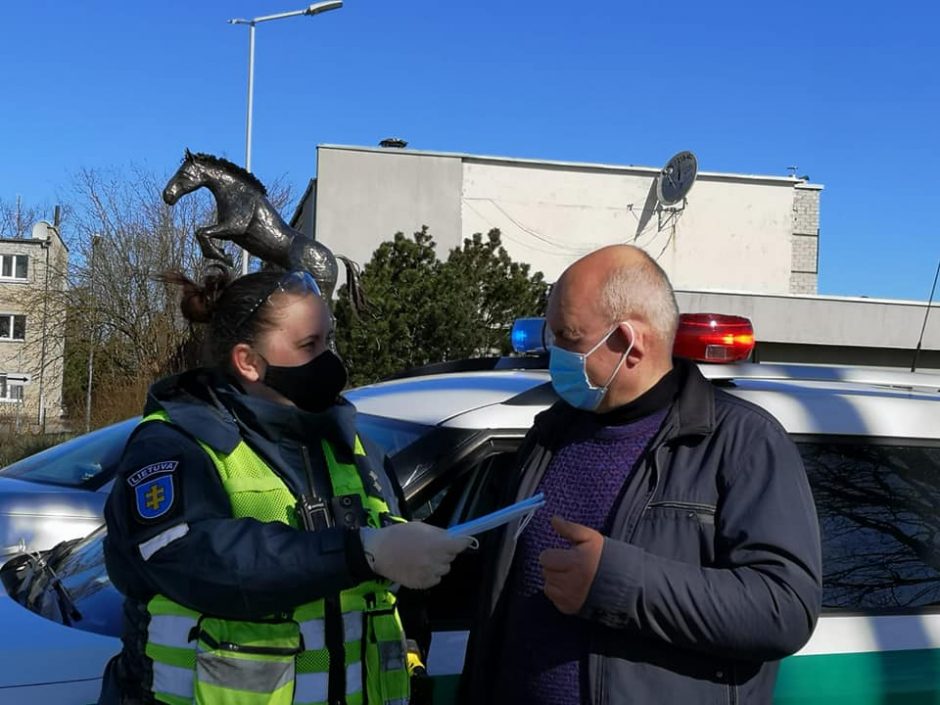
261, 350, 348, 413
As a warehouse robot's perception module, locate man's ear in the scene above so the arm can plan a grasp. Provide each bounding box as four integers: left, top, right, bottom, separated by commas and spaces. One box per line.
619, 321, 645, 368
230, 343, 264, 383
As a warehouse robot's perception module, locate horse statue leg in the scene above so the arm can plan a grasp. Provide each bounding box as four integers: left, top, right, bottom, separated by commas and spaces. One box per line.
195, 226, 235, 271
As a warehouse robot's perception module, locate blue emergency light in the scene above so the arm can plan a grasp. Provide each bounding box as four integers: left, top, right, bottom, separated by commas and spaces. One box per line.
511, 318, 549, 354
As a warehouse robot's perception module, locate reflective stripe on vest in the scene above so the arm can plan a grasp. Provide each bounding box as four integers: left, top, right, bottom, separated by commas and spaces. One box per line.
139, 410, 409, 705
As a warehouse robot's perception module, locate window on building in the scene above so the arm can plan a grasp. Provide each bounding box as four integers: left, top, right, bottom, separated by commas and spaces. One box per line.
0, 254, 28, 281
0, 314, 26, 341
801, 441, 940, 612
0, 375, 24, 403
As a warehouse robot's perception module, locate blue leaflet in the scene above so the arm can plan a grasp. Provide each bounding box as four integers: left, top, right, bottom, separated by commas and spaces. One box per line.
447, 493, 546, 538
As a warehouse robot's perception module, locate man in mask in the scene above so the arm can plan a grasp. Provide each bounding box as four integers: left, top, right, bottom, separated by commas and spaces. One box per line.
460, 245, 822, 705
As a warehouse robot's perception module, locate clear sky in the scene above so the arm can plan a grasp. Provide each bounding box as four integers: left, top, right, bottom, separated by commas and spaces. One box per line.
2, 1, 938, 300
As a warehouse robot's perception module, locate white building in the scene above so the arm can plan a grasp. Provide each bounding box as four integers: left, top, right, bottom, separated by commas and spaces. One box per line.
293, 144, 938, 370
292, 144, 821, 295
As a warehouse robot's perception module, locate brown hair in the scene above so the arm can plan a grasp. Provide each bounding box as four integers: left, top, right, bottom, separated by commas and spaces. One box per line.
159, 269, 296, 368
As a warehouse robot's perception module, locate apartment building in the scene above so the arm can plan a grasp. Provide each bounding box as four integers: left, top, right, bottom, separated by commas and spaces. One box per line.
0, 221, 68, 431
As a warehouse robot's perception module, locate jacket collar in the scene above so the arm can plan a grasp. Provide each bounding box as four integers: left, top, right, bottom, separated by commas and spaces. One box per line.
667, 357, 716, 439
144, 368, 242, 454
144, 367, 361, 456
533, 357, 716, 444
220, 388, 360, 456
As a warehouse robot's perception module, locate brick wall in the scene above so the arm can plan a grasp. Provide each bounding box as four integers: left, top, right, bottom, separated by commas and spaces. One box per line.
790, 186, 820, 294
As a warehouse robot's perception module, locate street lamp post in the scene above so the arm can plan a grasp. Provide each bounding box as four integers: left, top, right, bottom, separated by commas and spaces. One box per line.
228, 1, 343, 275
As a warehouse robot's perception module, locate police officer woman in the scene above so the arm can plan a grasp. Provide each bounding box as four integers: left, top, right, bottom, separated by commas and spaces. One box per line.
99, 269, 471, 705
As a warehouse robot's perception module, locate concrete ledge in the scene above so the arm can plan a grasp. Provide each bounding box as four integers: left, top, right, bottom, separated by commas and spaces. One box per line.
675, 289, 940, 350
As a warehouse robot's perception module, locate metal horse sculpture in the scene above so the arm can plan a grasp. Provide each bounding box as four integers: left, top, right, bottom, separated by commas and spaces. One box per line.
163, 150, 366, 311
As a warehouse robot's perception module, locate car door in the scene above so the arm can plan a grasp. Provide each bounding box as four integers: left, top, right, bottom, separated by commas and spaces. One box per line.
774, 437, 940, 704
409, 440, 524, 703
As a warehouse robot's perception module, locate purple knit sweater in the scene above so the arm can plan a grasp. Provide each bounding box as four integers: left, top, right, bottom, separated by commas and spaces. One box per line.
494, 408, 668, 705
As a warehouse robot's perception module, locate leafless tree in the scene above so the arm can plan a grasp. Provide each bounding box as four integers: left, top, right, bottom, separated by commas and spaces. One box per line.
63, 163, 293, 425
0, 197, 54, 239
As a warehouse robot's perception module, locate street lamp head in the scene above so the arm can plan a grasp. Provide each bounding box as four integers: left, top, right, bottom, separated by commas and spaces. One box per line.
304, 1, 342, 16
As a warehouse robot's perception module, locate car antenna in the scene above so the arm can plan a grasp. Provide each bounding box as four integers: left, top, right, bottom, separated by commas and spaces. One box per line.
911, 257, 940, 372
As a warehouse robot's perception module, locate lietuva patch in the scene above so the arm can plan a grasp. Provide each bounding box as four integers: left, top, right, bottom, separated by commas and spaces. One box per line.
130, 461, 178, 522
127, 460, 178, 488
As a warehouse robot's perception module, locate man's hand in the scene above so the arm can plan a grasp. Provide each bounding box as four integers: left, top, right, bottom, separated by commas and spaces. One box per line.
539, 516, 604, 615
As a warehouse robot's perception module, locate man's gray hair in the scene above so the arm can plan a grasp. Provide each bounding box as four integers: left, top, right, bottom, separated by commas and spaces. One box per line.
599, 250, 679, 344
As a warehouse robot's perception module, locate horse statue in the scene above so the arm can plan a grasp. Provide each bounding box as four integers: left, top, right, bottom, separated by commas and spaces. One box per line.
162, 149, 366, 312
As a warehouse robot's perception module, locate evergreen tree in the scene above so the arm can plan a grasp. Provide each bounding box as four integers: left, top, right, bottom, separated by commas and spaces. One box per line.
335, 227, 547, 386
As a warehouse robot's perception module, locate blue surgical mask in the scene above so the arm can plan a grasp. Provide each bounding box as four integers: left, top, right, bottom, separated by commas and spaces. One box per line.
549, 322, 635, 411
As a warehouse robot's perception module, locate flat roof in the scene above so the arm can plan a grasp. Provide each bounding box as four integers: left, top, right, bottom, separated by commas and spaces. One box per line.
0, 237, 46, 246
318, 144, 825, 189
675, 288, 932, 307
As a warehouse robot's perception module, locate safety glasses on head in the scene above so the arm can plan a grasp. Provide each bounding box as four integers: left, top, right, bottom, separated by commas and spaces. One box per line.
234, 270, 322, 332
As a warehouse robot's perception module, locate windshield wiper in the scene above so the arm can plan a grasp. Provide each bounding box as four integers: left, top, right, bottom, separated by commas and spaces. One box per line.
25, 545, 82, 626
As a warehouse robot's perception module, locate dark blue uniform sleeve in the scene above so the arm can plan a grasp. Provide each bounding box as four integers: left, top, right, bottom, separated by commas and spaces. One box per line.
103, 422, 374, 620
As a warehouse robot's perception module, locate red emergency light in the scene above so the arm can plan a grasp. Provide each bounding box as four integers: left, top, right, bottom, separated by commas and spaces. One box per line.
673, 313, 755, 363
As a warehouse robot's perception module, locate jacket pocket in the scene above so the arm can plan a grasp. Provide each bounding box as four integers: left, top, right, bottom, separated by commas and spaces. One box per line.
193, 617, 301, 705
364, 601, 410, 705
646, 500, 716, 524
640, 500, 718, 564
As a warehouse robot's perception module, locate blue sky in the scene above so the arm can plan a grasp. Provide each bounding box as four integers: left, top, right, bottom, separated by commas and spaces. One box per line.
2, 0, 938, 300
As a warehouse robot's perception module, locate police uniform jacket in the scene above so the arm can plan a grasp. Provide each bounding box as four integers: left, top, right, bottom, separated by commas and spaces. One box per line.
99, 368, 407, 704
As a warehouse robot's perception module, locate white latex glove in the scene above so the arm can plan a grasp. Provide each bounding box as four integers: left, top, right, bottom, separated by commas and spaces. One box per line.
360, 522, 474, 589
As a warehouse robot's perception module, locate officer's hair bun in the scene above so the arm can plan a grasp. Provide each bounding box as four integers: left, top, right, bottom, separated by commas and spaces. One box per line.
156, 269, 232, 324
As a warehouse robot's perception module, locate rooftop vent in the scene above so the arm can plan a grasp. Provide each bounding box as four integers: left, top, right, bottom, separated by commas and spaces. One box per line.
379, 137, 408, 149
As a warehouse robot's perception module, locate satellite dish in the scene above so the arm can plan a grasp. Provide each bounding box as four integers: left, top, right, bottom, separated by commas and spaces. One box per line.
31, 220, 54, 240
656, 151, 698, 206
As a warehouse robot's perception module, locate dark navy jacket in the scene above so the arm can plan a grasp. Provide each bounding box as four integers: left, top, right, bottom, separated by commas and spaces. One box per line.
99, 368, 406, 704
461, 359, 822, 705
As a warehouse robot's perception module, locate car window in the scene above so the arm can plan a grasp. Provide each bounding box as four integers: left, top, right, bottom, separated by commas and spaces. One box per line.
0, 418, 137, 490
425, 450, 519, 628
800, 440, 940, 612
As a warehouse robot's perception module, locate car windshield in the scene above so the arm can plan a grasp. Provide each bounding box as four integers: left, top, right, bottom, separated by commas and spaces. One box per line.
15, 526, 122, 637
0, 418, 137, 491
356, 413, 431, 456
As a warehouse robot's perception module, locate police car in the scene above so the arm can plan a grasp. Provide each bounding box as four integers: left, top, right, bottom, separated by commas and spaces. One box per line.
3, 313, 940, 703
0, 418, 135, 557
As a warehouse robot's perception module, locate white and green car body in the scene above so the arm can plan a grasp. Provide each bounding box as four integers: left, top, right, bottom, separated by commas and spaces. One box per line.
350, 363, 940, 704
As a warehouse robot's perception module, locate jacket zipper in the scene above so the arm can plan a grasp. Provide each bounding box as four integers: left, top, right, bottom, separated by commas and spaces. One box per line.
646, 500, 716, 514
626, 446, 662, 543
324, 595, 345, 705
590, 445, 664, 705
197, 631, 301, 656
